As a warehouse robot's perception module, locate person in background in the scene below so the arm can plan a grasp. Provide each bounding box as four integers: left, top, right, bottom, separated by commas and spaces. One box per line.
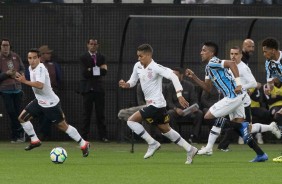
38, 45, 61, 140
241, 0, 272, 4
167, 67, 203, 144
79, 38, 109, 142
241, 39, 255, 65
15, 48, 90, 157
0, 38, 25, 143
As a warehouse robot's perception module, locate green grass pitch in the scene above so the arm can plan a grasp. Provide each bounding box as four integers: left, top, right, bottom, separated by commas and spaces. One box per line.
0, 141, 281, 184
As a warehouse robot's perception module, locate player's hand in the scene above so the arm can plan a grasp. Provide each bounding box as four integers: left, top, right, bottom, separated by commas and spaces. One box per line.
234, 85, 242, 94
119, 79, 129, 88
185, 68, 195, 79
177, 96, 189, 109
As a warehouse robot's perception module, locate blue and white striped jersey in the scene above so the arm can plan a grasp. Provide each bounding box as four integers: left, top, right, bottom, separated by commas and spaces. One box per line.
205, 56, 237, 98
265, 51, 282, 82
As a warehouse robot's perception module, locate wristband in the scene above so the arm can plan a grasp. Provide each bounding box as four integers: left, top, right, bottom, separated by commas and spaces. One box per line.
235, 77, 242, 86
176, 92, 182, 97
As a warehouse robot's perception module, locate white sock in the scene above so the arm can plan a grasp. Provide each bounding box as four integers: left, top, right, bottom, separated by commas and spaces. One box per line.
162, 129, 192, 152
66, 125, 86, 147
251, 123, 272, 133
21, 121, 39, 142
127, 121, 155, 144
205, 126, 221, 150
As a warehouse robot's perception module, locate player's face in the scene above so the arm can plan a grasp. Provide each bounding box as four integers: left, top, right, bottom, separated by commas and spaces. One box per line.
137, 51, 151, 67
263, 46, 276, 60
230, 49, 242, 63
200, 45, 214, 63
87, 39, 99, 53
28, 52, 40, 69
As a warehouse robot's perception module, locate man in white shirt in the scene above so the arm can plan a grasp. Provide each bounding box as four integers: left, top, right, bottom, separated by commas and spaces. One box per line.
15, 48, 90, 157
119, 44, 198, 164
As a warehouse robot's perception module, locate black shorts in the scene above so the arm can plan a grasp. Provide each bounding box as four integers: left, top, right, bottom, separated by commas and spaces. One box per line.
25, 99, 64, 124
139, 105, 170, 125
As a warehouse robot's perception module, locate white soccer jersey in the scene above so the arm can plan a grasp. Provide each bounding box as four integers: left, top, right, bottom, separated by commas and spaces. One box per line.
29, 63, 59, 107
237, 61, 257, 90
127, 60, 183, 108
230, 61, 257, 107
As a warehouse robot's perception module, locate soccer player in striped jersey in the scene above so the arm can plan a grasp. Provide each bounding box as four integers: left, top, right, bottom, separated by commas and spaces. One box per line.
262, 37, 282, 162
217, 46, 280, 150
186, 41, 268, 162
119, 44, 198, 164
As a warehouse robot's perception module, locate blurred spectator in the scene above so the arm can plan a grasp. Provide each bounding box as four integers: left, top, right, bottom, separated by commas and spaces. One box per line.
0, 38, 25, 143
30, 0, 64, 3
241, 0, 272, 4
242, 39, 255, 65
167, 67, 203, 143
38, 45, 61, 140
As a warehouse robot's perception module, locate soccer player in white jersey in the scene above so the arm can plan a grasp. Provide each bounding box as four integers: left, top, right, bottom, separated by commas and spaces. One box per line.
15, 48, 90, 157
215, 46, 280, 151
186, 41, 268, 162
262, 37, 282, 162
119, 44, 198, 164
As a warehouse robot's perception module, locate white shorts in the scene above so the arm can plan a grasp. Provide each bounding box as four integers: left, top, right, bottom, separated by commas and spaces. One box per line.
209, 93, 246, 121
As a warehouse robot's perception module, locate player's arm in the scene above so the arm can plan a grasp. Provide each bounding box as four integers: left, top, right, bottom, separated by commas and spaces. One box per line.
157, 65, 189, 108
265, 61, 274, 91
185, 68, 212, 93
119, 63, 139, 89
242, 66, 257, 90
223, 60, 242, 93
15, 73, 43, 89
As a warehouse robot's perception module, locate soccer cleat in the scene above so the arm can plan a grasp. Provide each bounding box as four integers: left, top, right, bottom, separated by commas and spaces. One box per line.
185, 146, 198, 164
255, 133, 264, 144
144, 141, 161, 159
197, 146, 213, 156
81, 141, 90, 157
270, 122, 281, 139
25, 140, 42, 151
249, 153, 268, 162
273, 156, 282, 162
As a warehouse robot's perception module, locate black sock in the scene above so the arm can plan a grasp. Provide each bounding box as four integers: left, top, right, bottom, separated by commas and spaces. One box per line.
246, 137, 264, 155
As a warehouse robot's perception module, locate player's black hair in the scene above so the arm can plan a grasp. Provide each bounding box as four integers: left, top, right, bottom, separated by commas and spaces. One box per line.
262, 37, 280, 50
87, 38, 99, 44
137, 44, 153, 54
28, 48, 41, 57
230, 46, 242, 54
203, 41, 219, 56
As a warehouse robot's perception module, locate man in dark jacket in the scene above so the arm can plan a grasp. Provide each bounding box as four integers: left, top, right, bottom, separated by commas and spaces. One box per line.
79, 38, 109, 142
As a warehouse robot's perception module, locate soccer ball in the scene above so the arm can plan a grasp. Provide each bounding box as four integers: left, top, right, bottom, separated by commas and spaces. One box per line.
50, 147, 67, 164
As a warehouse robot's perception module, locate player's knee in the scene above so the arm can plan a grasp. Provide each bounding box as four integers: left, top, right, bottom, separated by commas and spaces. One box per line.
18, 111, 32, 123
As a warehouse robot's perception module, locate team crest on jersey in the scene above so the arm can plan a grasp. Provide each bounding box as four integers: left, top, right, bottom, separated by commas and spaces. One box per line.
147, 71, 153, 79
